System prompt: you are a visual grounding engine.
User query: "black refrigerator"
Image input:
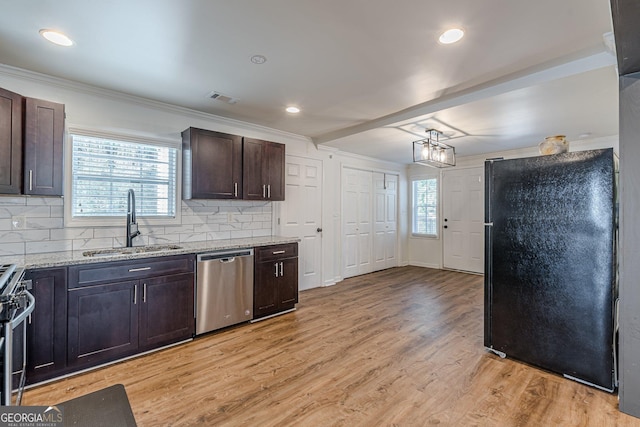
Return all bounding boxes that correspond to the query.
[484,148,617,392]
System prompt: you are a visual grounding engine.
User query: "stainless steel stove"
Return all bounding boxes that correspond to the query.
[0,263,35,406]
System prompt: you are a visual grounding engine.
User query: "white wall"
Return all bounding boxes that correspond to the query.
[0,64,409,289]
[456,135,619,167]
[406,135,620,269]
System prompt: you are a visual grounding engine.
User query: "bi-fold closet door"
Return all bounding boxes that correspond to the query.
[342,168,398,279]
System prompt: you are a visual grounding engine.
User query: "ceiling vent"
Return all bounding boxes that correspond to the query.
[207,91,239,104]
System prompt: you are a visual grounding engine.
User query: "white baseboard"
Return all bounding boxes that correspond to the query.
[408,262,441,269]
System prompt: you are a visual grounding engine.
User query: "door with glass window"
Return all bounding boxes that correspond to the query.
[412,176,439,237]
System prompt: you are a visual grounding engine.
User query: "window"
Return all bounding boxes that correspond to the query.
[412,177,438,237]
[69,132,178,221]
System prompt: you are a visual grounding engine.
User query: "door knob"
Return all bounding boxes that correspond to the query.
[317,227,323,232]
[444,218,448,222]
[444,225,448,229]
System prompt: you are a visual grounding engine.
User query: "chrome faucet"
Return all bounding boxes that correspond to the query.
[126,189,140,247]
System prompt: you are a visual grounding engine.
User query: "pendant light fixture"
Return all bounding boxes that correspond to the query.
[412,129,456,168]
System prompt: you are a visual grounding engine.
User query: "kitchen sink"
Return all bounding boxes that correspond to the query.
[82,244,183,257]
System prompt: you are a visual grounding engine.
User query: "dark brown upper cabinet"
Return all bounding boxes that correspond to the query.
[182,128,285,201]
[23,97,65,196]
[182,127,243,199]
[0,87,64,196]
[0,87,23,194]
[243,138,285,201]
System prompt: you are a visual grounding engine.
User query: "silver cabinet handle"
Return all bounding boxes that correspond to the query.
[272,250,286,255]
[128,267,151,272]
[279,262,283,276]
[234,182,238,198]
[143,283,147,303]
[268,184,271,198]
[274,263,279,277]
[29,170,33,191]
[263,184,266,198]
[134,284,138,305]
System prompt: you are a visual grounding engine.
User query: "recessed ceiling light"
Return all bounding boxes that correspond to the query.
[439,28,464,44]
[39,29,74,46]
[286,106,300,114]
[250,55,267,64]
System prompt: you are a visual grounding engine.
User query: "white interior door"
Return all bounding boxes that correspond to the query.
[343,168,360,278]
[442,167,484,274]
[343,168,373,278]
[373,173,398,270]
[279,155,323,291]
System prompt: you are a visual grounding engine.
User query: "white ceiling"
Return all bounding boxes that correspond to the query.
[0,0,618,164]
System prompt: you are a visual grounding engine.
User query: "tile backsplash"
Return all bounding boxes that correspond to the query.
[0,196,272,256]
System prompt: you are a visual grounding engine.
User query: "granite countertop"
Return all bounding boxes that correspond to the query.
[4,236,300,270]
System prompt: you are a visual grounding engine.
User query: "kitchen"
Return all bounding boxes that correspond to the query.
[1,0,640,425]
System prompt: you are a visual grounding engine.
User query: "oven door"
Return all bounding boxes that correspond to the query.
[1,289,35,406]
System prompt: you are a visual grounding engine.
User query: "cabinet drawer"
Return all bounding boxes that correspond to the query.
[69,254,194,288]
[255,243,298,262]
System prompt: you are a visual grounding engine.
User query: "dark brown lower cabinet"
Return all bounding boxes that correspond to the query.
[67,256,195,371]
[254,243,299,319]
[67,280,139,369]
[67,272,195,370]
[11,268,67,387]
[138,273,195,349]
[22,267,67,386]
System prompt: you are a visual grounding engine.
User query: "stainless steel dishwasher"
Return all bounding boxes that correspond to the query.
[196,249,254,334]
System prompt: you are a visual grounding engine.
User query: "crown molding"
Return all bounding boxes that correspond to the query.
[0,63,312,146]
[335,148,406,171]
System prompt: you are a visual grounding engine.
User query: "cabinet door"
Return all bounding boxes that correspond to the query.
[24,267,68,385]
[243,138,285,201]
[254,261,279,318]
[183,128,242,199]
[23,98,64,196]
[243,137,266,200]
[139,273,195,349]
[277,258,299,308]
[265,141,285,201]
[0,87,23,194]
[67,281,139,368]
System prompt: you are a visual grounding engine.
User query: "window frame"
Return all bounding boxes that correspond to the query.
[411,175,439,238]
[64,127,182,228]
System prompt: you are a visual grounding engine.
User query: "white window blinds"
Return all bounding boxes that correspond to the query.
[412,178,438,236]
[71,133,178,218]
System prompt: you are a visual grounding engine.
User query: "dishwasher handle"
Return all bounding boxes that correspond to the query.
[198,249,253,262]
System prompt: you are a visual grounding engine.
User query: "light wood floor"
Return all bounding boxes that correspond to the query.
[23,267,640,426]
